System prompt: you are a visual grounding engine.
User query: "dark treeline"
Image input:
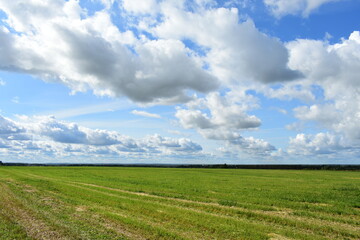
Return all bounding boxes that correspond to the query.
[1,162,360,170]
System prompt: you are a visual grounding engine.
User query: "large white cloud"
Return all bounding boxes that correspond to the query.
[0,114,203,161]
[287,31,360,141]
[152,5,301,84]
[266,31,360,160]
[0,0,218,104]
[264,0,344,17]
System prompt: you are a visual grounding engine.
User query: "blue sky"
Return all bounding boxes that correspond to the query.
[0,0,359,164]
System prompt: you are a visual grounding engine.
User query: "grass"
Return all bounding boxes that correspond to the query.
[0,167,359,239]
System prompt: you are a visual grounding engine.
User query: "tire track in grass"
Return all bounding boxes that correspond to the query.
[0,206,32,240]
[103,204,291,240]
[67,182,349,240]
[53,188,193,240]
[60,183,278,240]
[67,181,359,227]
[71,206,145,240]
[70,182,359,239]
[0,182,67,240]
[7,179,144,240]
[11,176,188,240]
[102,211,190,240]
[86,197,263,240]
[1,174,166,240]
[54,184,214,240]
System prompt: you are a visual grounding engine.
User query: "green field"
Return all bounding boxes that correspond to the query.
[0,167,359,240]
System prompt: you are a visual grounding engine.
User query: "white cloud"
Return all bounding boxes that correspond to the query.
[175,91,276,155]
[215,135,277,159]
[0,78,5,86]
[46,100,133,119]
[264,0,343,18]
[131,110,161,119]
[153,6,301,84]
[0,0,218,104]
[229,136,276,155]
[98,0,115,9]
[293,104,341,127]
[122,0,158,14]
[167,130,189,136]
[140,134,202,153]
[176,92,261,133]
[0,115,25,135]
[258,82,315,102]
[287,31,360,141]
[269,31,360,159]
[273,107,288,115]
[223,0,252,8]
[0,114,203,161]
[288,132,349,155]
[11,96,19,104]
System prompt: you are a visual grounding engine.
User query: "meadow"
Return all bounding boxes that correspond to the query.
[0,167,359,240]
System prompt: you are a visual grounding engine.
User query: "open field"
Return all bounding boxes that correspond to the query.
[0,167,359,240]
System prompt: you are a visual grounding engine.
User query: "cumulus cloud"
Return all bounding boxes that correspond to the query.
[213,133,276,155]
[122,0,158,14]
[230,136,276,155]
[131,110,161,119]
[0,115,25,136]
[176,92,261,133]
[258,82,315,102]
[288,132,349,155]
[153,6,301,84]
[287,31,360,90]
[293,104,341,127]
[287,31,360,141]
[0,78,5,86]
[263,31,360,159]
[0,0,218,104]
[0,114,203,161]
[175,92,276,155]
[264,0,343,17]
[140,134,202,153]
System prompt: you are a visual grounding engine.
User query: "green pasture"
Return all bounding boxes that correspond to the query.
[0,167,359,239]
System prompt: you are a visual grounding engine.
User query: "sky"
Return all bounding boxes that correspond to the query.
[0,0,360,164]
